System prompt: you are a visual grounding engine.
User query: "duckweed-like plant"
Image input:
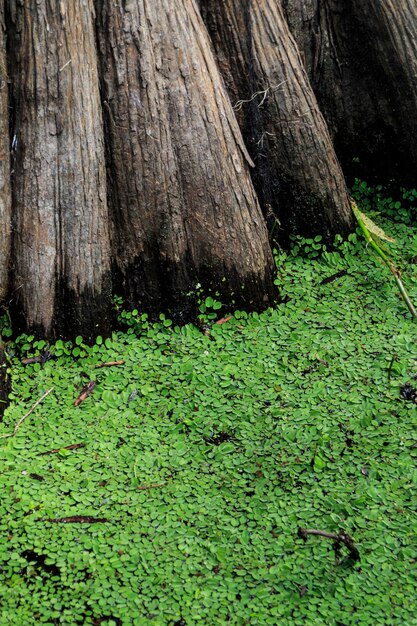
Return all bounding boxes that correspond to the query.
[0,186,416,625]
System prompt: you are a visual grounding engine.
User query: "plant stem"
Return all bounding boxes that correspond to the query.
[0,387,54,439]
[352,202,417,318]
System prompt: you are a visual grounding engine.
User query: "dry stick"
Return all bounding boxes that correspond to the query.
[74,381,96,406]
[0,387,54,439]
[38,442,85,455]
[58,59,72,72]
[96,360,125,368]
[298,527,360,562]
[136,482,167,491]
[38,516,108,524]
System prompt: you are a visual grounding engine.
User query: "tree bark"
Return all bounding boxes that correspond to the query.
[282,0,417,186]
[7,0,112,339]
[0,5,11,305]
[95,0,277,319]
[2,0,415,339]
[199,0,354,241]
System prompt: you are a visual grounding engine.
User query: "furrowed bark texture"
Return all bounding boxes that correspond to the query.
[199,0,353,241]
[95,0,277,318]
[282,0,417,185]
[0,6,11,304]
[7,0,112,338]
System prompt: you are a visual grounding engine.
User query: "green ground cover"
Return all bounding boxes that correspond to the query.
[0,183,416,625]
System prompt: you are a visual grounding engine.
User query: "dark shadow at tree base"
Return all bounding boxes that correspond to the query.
[112,256,279,326]
[10,273,114,342]
[54,274,114,342]
[335,134,417,191]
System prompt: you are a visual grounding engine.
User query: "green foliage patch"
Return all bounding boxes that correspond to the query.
[0,186,417,625]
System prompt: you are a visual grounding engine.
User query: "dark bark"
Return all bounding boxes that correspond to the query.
[282,0,417,186]
[199,0,354,241]
[6,0,112,339]
[95,0,277,319]
[0,5,11,305]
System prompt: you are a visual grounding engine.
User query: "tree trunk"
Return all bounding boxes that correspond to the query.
[198,0,354,241]
[95,0,277,319]
[7,0,112,339]
[282,0,417,186]
[2,0,415,339]
[0,5,11,305]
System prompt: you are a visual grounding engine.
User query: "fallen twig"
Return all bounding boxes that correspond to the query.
[38,442,85,455]
[59,59,72,72]
[21,351,53,366]
[96,360,125,368]
[137,482,166,491]
[0,387,54,439]
[320,269,348,285]
[74,381,96,406]
[215,316,233,325]
[29,473,45,481]
[21,355,44,365]
[298,527,360,563]
[38,516,108,524]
